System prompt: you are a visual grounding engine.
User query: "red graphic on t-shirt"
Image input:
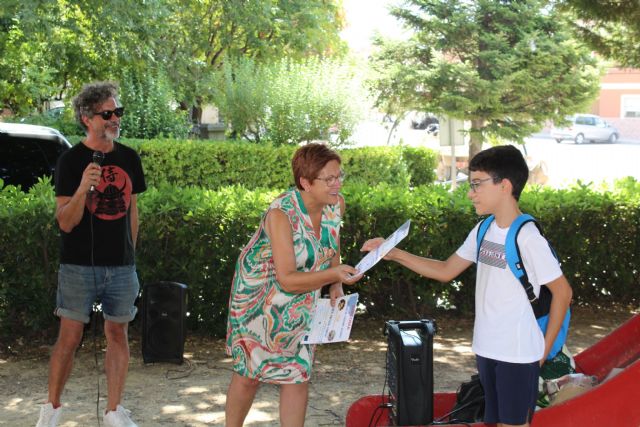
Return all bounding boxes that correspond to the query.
[86,165,132,220]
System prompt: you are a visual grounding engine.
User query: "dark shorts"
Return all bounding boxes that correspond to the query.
[55,264,139,324]
[476,355,540,425]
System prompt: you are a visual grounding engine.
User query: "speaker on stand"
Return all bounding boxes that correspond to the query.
[141,281,187,364]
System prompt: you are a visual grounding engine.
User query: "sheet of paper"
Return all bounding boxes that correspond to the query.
[302,293,358,344]
[354,220,411,275]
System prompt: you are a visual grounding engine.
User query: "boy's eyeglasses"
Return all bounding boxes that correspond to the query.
[469,177,494,192]
[315,170,346,186]
[94,107,125,120]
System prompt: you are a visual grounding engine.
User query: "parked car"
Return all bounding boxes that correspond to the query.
[410,112,439,130]
[0,122,72,191]
[551,114,619,144]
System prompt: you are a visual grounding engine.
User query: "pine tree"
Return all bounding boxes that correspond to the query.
[369,0,601,159]
[561,0,640,67]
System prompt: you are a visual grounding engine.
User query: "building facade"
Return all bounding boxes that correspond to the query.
[591,67,640,139]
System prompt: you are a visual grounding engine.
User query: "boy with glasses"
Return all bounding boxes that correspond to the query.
[362,145,572,427]
[37,82,145,427]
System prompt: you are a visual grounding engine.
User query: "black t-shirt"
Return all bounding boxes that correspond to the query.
[55,142,146,266]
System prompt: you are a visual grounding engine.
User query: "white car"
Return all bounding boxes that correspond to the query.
[551,114,619,144]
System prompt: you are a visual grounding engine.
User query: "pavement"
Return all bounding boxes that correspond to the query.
[349,118,640,188]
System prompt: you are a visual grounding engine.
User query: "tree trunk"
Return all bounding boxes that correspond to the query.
[468,118,485,162]
[386,116,402,145]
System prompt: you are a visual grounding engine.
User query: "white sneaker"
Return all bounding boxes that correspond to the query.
[103,405,138,427]
[35,403,62,427]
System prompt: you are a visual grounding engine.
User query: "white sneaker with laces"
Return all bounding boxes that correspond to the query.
[35,403,62,427]
[103,405,138,427]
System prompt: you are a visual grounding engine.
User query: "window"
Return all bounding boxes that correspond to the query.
[0,134,68,191]
[621,95,640,118]
[575,116,594,125]
[0,136,51,190]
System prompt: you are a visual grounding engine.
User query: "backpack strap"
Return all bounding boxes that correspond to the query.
[476,214,540,303]
[475,215,495,262]
[505,214,539,303]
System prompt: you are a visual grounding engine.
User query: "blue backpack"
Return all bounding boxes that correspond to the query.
[476,214,571,360]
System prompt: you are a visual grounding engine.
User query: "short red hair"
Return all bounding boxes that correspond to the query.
[291,143,341,190]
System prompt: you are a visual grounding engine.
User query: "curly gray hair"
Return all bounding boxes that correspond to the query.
[72,81,119,131]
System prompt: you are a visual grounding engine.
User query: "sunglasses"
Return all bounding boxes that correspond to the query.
[94,107,125,120]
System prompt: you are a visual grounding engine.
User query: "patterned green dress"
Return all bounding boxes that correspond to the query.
[225,188,342,384]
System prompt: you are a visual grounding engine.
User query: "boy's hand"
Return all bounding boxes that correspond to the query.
[360,238,397,260]
[343,272,363,285]
[360,237,384,251]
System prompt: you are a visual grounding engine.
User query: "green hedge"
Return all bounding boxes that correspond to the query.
[0,182,59,336]
[123,139,438,188]
[1,179,639,342]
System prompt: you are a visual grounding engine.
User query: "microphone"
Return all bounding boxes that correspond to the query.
[90,151,105,192]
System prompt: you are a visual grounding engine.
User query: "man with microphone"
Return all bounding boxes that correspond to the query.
[36,82,146,427]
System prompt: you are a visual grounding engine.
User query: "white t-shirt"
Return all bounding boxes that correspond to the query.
[456,220,563,363]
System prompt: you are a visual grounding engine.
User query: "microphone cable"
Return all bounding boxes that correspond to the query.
[89,188,102,427]
[368,344,393,427]
[89,151,104,426]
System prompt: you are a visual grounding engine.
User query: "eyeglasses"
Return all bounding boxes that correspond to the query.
[315,170,346,186]
[93,107,125,120]
[469,177,494,192]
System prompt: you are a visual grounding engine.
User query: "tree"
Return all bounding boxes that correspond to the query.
[212,57,362,146]
[369,0,601,160]
[0,0,169,114]
[118,69,191,139]
[0,0,347,123]
[560,0,640,67]
[147,0,348,121]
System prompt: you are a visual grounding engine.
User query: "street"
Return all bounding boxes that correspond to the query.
[350,117,640,188]
[521,134,640,187]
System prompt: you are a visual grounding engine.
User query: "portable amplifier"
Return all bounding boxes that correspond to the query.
[385,319,437,426]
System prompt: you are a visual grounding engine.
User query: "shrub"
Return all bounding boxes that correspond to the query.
[118,69,191,139]
[128,139,437,189]
[0,179,59,337]
[401,146,438,187]
[1,179,638,342]
[212,58,363,146]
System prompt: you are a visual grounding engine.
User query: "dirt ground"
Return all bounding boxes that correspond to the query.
[0,306,635,427]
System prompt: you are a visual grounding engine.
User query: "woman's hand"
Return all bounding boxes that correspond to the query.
[328,282,344,307]
[330,264,362,284]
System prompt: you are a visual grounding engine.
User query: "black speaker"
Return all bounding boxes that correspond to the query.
[385,319,437,426]
[142,281,187,364]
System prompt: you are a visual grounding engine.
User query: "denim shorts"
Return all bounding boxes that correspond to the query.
[55,264,140,324]
[476,355,540,425]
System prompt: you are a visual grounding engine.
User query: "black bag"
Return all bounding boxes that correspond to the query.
[448,374,485,423]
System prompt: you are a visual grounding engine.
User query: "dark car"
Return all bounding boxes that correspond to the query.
[410,112,439,130]
[0,122,72,191]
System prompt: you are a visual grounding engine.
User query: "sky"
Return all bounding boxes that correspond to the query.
[340,0,406,56]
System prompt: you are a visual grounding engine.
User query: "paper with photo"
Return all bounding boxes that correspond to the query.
[302,293,358,344]
[354,220,411,275]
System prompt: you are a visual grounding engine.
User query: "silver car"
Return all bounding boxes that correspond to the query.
[551,114,619,144]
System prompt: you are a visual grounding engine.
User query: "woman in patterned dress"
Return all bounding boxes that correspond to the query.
[225,143,363,426]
